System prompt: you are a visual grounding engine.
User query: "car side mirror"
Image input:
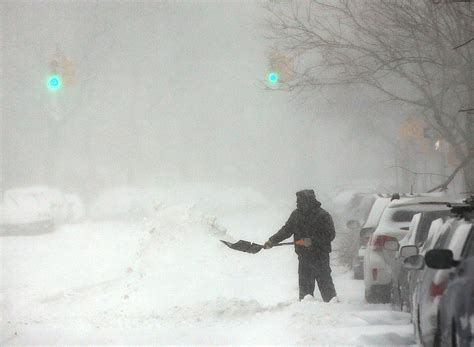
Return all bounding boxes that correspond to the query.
[425,249,459,269]
[403,254,425,270]
[346,220,361,230]
[383,240,399,251]
[400,245,419,258]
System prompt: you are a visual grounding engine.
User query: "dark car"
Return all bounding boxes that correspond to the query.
[403,198,474,346]
[424,201,474,346]
[391,209,451,311]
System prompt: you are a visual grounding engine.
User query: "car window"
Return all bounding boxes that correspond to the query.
[415,210,450,246]
[349,195,364,210]
[461,226,474,257]
[406,213,421,244]
[391,210,419,222]
[421,219,449,254]
[434,224,454,249]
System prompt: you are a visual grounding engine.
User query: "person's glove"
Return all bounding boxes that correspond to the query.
[295,238,312,247]
[263,240,273,249]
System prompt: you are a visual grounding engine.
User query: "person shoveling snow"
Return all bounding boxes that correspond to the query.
[264,189,338,302]
[221,189,337,302]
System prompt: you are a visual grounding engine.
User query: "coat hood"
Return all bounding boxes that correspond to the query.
[296,189,321,211]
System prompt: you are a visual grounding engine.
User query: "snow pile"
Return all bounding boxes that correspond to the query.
[121,204,231,311]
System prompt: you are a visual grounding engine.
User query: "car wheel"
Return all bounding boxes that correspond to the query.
[378,283,391,303]
[365,287,377,303]
[365,284,391,303]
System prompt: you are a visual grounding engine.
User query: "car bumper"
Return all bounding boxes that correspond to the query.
[365,250,392,286]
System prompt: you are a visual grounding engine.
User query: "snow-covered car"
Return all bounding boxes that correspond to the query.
[390,209,450,311]
[363,197,453,303]
[0,186,80,234]
[430,200,474,346]
[0,190,55,234]
[404,199,474,346]
[352,197,391,279]
[400,217,449,328]
[331,189,380,228]
[331,189,389,269]
[425,237,474,346]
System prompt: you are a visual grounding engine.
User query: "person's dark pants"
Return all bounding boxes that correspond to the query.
[298,252,337,302]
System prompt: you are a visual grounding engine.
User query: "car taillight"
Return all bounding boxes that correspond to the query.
[429,280,448,299]
[372,268,378,281]
[369,235,398,251]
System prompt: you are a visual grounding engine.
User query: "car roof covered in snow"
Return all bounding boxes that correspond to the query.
[387,196,453,209]
[374,196,454,237]
[362,197,391,228]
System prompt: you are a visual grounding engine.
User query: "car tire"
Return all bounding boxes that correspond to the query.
[365,284,391,303]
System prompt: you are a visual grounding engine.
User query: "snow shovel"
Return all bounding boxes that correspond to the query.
[220,239,294,254]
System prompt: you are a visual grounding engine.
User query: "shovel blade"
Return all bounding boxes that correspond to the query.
[220,240,263,254]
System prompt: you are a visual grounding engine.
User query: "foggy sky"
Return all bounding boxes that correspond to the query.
[1,1,401,200]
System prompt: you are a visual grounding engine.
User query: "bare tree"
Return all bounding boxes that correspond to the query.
[263,0,474,192]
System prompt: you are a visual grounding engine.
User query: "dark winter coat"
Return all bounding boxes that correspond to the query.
[269,190,336,255]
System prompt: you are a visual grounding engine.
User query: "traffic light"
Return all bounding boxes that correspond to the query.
[267,71,279,85]
[47,74,62,91]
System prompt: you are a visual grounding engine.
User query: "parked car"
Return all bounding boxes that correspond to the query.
[391,208,451,311]
[420,198,474,346]
[352,197,391,279]
[331,190,380,229]
[0,189,55,234]
[403,200,473,346]
[330,189,386,268]
[427,252,474,346]
[364,197,453,303]
[401,217,449,317]
[0,186,84,234]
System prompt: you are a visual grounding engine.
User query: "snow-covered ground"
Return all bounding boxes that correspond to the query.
[0,186,415,345]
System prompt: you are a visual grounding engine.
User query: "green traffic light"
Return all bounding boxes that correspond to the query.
[48,75,62,90]
[267,71,279,84]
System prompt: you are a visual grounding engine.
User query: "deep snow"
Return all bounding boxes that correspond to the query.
[0,186,415,345]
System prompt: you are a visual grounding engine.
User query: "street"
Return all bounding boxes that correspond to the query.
[1,201,414,345]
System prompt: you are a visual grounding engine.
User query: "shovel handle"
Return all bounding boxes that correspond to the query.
[273,242,294,247]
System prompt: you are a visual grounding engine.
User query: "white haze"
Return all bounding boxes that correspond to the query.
[1,1,400,201]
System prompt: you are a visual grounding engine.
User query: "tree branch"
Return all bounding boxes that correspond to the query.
[428,153,474,192]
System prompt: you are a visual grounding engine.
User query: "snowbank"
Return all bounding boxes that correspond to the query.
[1,186,415,345]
